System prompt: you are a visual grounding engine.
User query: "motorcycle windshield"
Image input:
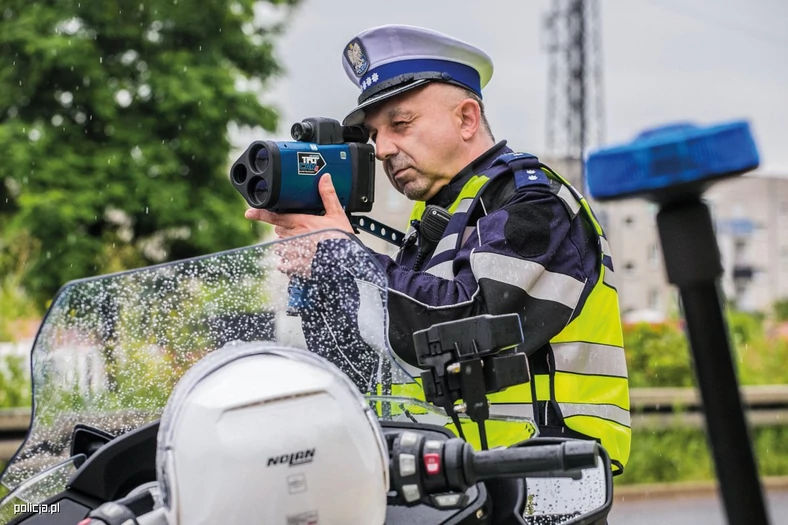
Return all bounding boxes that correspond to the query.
[0,230,536,501]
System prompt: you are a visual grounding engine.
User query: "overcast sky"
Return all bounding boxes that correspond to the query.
[239,0,788,175]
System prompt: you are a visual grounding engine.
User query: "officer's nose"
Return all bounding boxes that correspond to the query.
[373,131,398,162]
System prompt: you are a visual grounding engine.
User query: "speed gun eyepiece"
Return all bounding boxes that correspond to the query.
[290,121,314,142]
[586,120,760,204]
[231,117,375,214]
[289,121,369,144]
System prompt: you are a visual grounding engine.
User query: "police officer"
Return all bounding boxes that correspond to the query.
[246,24,631,473]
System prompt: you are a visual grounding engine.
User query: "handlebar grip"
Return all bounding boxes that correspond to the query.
[563,440,599,471]
[469,441,598,481]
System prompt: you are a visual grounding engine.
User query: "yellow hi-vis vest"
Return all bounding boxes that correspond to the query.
[393,162,631,472]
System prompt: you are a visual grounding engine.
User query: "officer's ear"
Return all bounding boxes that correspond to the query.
[455,97,482,142]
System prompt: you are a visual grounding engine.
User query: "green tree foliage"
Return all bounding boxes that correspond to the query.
[618,426,788,485]
[0,0,298,304]
[624,309,788,388]
[0,355,30,408]
[0,231,40,339]
[624,322,695,388]
[774,299,788,322]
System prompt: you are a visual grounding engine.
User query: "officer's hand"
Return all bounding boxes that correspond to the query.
[246,174,354,278]
[273,237,318,279]
[244,174,355,238]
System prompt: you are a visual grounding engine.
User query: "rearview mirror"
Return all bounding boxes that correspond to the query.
[518,437,613,525]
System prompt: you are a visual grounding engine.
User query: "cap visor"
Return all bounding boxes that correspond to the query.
[342,79,431,126]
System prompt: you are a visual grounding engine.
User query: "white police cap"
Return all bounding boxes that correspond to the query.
[341,25,494,126]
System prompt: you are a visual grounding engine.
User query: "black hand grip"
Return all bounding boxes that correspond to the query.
[563,440,599,471]
[468,441,598,482]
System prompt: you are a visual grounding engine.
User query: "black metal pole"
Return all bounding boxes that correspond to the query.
[657,198,769,525]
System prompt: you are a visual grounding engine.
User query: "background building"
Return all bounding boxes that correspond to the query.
[600,173,788,319]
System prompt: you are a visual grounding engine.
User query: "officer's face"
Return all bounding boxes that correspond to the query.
[364,83,472,201]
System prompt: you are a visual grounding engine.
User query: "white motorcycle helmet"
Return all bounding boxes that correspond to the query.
[155,342,389,525]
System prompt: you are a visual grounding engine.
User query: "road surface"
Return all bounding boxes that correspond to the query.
[609,489,788,524]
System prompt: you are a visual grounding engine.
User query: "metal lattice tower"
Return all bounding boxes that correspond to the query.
[543,0,605,189]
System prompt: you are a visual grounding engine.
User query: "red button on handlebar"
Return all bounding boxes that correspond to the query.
[77,520,93,525]
[424,452,441,475]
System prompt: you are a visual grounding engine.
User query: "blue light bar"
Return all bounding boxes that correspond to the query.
[586,120,759,202]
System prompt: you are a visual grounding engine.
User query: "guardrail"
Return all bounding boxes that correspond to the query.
[0,407,32,463]
[0,385,787,461]
[631,384,788,429]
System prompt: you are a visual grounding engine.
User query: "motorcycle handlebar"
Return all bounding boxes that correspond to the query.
[468,440,598,482]
[389,431,599,508]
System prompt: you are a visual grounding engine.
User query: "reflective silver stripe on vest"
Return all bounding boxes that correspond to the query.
[600,236,612,258]
[471,252,586,309]
[461,226,476,245]
[489,403,536,420]
[425,260,455,280]
[554,175,584,202]
[559,402,631,428]
[599,237,617,288]
[602,264,617,289]
[454,198,474,214]
[433,233,459,258]
[552,342,628,378]
[556,184,581,217]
